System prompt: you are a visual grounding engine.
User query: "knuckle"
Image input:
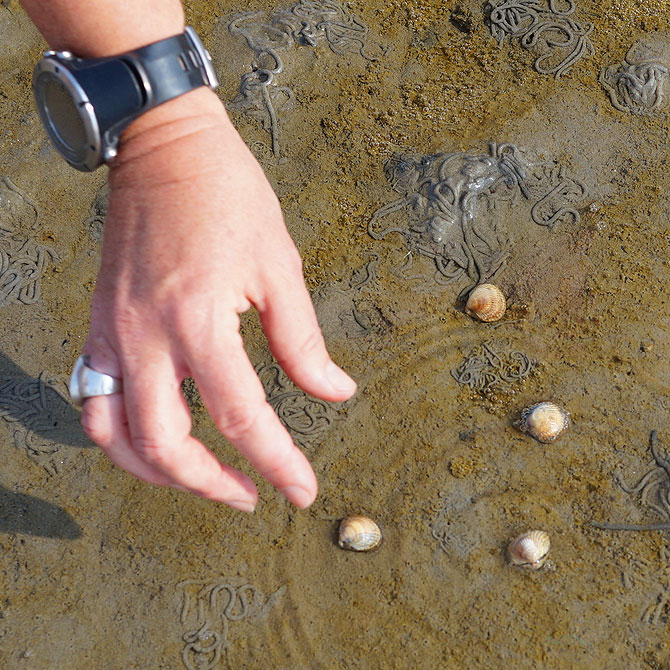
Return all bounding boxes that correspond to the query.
[277,327,324,368]
[213,402,264,442]
[299,327,325,356]
[167,298,207,340]
[284,245,304,275]
[171,308,203,344]
[172,301,240,346]
[80,405,109,446]
[95,303,141,343]
[257,458,288,481]
[131,435,172,470]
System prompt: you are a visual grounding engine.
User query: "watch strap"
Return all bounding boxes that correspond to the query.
[127,27,218,108]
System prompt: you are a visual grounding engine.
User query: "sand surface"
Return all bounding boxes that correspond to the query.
[0,0,669,667]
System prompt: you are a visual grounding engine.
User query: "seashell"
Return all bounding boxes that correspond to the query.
[519,401,570,443]
[338,515,382,552]
[465,284,506,322]
[508,530,551,570]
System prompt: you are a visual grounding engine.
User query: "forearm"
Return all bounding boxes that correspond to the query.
[19,0,185,57]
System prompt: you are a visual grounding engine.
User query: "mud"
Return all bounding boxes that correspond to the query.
[0,0,668,667]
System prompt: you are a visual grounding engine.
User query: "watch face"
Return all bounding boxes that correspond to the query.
[33,59,101,171]
[40,75,88,151]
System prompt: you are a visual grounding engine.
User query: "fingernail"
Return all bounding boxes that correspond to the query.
[280,485,315,509]
[227,500,256,513]
[326,361,357,395]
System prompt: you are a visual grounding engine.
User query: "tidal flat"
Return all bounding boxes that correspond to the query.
[0,0,668,667]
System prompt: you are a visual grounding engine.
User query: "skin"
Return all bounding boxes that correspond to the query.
[20,0,357,512]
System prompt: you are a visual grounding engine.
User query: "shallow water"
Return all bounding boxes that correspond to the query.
[0,0,669,667]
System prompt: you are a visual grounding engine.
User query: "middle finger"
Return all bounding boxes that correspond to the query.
[121,350,259,508]
[184,327,318,509]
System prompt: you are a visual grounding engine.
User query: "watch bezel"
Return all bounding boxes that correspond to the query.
[33,56,102,172]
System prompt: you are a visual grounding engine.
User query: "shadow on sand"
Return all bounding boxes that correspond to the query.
[0,351,87,538]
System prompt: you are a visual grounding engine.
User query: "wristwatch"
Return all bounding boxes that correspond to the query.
[32,27,218,172]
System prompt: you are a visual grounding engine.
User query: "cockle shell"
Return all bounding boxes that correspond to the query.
[519,401,570,443]
[465,284,506,322]
[508,530,551,570]
[338,515,382,552]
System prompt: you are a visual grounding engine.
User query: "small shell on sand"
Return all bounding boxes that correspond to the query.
[338,515,382,551]
[465,284,506,322]
[508,530,551,570]
[519,402,570,443]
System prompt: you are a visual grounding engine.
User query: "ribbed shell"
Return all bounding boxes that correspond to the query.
[338,515,382,552]
[465,284,506,322]
[508,530,551,570]
[520,402,570,443]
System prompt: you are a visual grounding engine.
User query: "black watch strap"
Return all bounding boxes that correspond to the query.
[127,27,218,108]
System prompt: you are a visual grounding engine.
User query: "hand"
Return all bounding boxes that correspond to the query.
[79,87,356,512]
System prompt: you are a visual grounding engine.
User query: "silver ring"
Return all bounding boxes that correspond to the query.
[69,354,122,407]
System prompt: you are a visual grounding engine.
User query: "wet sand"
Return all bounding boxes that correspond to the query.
[0,0,669,667]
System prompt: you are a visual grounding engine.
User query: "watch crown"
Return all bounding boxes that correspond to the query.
[102,145,118,163]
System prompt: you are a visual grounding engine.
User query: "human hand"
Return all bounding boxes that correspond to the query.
[79,87,356,512]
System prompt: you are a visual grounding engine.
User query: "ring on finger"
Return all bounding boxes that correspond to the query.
[69,354,123,407]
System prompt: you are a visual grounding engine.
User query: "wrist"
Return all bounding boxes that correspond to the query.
[122,86,226,139]
[114,87,231,166]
